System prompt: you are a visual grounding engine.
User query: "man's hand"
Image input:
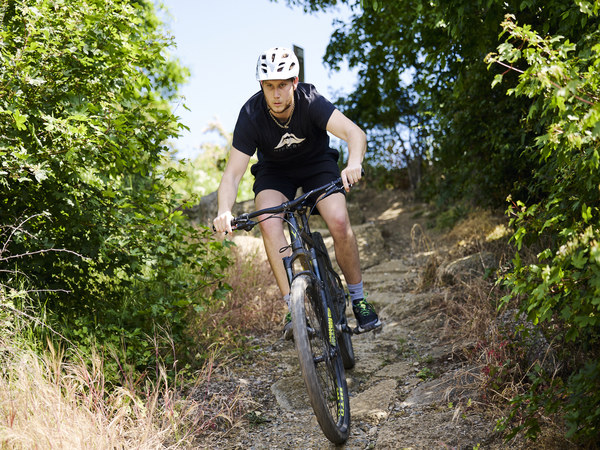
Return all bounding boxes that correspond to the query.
[341,164,363,192]
[213,211,234,234]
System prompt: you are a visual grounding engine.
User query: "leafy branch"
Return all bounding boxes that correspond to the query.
[486,14,596,106]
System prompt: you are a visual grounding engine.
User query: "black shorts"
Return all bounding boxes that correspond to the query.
[251,158,341,201]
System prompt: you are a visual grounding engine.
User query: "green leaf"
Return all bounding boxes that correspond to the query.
[582,204,592,223]
[572,250,588,269]
[12,110,28,131]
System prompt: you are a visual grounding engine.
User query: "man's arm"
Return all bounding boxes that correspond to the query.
[326,109,367,191]
[213,147,251,234]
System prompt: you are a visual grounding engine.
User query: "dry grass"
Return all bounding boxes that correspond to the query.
[220,241,283,334]
[189,240,283,353]
[0,333,250,449]
[414,209,578,447]
[0,342,173,448]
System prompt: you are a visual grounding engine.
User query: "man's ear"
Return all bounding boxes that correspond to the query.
[293,77,299,89]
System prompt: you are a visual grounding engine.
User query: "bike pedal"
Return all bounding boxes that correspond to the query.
[372,321,384,334]
[353,320,383,335]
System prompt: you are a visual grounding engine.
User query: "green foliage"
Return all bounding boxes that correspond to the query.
[488,9,600,444]
[162,123,256,202]
[277,0,594,205]
[275,0,600,443]
[0,0,230,376]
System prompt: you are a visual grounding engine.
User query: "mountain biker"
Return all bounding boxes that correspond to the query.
[212,46,381,336]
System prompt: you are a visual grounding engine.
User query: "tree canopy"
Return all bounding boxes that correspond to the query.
[278,0,595,204]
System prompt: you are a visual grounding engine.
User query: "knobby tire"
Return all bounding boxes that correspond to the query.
[311,232,355,369]
[290,274,350,444]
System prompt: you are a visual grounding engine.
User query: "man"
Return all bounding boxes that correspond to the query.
[213,47,381,337]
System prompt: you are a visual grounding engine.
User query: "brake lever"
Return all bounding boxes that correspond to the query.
[233,218,256,232]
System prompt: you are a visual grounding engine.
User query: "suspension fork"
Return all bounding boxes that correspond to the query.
[282,211,309,285]
[282,210,323,285]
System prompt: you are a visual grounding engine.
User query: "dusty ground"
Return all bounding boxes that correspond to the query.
[195,186,565,449]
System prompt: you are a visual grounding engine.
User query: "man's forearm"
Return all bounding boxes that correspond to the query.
[347,128,367,166]
[217,178,238,215]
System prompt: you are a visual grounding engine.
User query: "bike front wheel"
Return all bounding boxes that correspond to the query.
[290,274,350,444]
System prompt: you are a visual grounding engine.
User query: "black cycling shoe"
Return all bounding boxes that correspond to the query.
[352,298,382,332]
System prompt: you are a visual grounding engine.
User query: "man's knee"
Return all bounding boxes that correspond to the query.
[258,215,284,238]
[328,216,353,241]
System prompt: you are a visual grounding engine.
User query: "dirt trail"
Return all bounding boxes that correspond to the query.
[203,188,506,449]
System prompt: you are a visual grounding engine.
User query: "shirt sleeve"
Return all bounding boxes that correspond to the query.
[232,107,258,157]
[307,85,336,130]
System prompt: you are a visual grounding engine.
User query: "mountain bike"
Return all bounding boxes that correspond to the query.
[225,176,371,444]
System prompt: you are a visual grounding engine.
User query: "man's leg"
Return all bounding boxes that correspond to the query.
[255,189,291,297]
[317,192,381,331]
[315,192,361,284]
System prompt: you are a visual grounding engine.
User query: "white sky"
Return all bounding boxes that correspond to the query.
[162,0,358,159]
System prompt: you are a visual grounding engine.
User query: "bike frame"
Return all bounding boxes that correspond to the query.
[282,205,343,345]
[282,208,323,285]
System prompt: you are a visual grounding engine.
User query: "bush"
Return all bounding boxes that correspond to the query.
[489,10,600,444]
[0,0,230,374]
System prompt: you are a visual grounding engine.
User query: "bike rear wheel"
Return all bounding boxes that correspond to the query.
[311,232,355,369]
[290,274,350,444]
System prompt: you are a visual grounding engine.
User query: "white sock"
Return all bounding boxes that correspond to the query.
[347,281,364,304]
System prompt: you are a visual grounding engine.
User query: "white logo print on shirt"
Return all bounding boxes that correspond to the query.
[274,133,306,151]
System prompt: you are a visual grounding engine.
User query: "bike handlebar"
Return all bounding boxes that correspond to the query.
[215,169,364,233]
[231,176,345,232]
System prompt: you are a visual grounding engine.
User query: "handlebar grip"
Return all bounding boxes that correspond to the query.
[212,224,234,234]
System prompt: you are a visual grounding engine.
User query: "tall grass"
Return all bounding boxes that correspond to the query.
[0,295,253,449]
[0,333,257,448]
[188,239,283,355]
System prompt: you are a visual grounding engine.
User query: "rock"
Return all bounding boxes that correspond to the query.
[181,191,255,227]
[182,191,218,227]
[350,379,397,423]
[318,221,386,272]
[354,222,386,269]
[271,377,312,411]
[438,251,497,285]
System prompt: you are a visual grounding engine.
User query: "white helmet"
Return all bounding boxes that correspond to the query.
[256,47,299,81]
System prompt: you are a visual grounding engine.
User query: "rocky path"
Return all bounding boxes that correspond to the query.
[203,189,506,449]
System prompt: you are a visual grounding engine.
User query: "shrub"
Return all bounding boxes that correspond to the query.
[488,9,600,444]
[0,0,230,374]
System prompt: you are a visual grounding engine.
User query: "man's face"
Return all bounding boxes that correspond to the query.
[261,78,297,115]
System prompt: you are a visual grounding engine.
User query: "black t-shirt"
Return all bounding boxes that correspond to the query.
[232,83,339,170]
